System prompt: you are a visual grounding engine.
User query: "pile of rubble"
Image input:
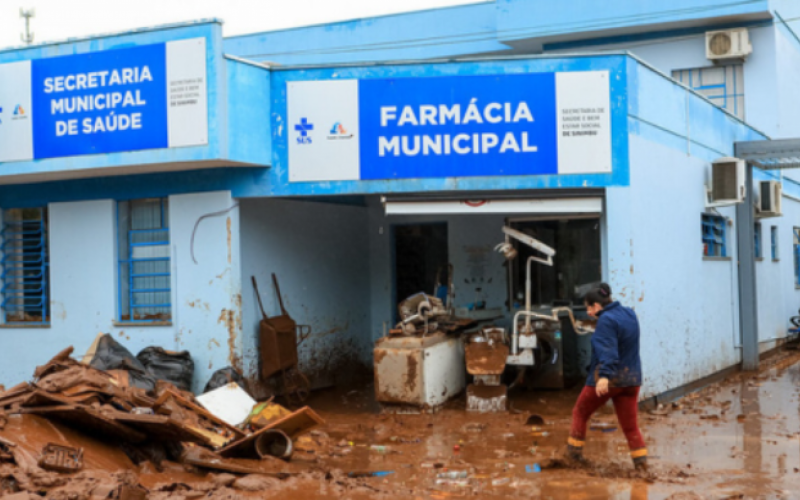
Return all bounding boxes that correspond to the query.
[0,337,325,499]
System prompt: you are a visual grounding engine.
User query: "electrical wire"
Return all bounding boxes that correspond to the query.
[190,202,239,264]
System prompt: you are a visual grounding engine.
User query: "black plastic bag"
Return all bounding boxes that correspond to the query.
[203,367,246,393]
[137,347,194,392]
[89,334,156,392]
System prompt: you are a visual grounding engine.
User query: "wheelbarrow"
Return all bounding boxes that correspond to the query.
[252,274,311,403]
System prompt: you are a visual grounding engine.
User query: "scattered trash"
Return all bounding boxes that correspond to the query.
[437,470,468,479]
[136,346,194,392]
[491,477,510,486]
[254,429,293,460]
[87,334,156,392]
[649,404,670,416]
[196,382,257,427]
[525,464,541,473]
[348,470,395,478]
[203,366,248,394]
[38,443,84,473]
[589,422,617,433]
[421,462,445,469]
[435,478,470,487]
[525,414,545,426]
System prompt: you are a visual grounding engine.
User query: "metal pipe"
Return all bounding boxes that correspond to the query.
[525,256,536,335]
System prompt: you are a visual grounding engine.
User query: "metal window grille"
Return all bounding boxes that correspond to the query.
[672,65,745,119]
[771,226,778,261]
[1,208,49,324]
[117,198,171,322]
[702,214,726,257]
[794,228,800,285]
[754,223,762,259]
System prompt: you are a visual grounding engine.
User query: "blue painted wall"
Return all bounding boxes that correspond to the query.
[226,57,272,165]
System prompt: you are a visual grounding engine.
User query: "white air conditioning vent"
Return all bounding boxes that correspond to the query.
[706,28,752,61]
[708,157,746,206]
[757,180,782,218]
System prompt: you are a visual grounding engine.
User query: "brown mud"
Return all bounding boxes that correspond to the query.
[4,349,800,499]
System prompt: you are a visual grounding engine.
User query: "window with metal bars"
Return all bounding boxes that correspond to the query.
[702,214,726,258]
[1,208,50,325]
[672,65,745,119]
[117,198,171,323]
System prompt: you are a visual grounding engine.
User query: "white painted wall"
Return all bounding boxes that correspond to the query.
[0,191,241,393]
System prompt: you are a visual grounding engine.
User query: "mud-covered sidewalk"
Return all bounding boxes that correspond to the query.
[2,349,800,499]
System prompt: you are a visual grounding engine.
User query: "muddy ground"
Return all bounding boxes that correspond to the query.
[3,349,800,499]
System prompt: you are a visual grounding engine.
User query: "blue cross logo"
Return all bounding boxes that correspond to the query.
[295,118,314,137]
[294,117,314,144]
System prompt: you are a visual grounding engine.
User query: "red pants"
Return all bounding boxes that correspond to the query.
[568,386,647,459]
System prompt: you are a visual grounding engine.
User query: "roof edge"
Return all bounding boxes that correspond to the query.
[0,18,223,54]
[223,1,491,41]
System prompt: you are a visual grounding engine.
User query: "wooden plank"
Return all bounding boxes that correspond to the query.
[21,405,147,443]
[181,446,297,477]
[153,389,246,440]
[218,406,324,458]
[109,411,221,446]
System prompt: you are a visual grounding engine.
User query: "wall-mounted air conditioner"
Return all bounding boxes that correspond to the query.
[706,157,746,207]
[756,180,782,218]
[706,28,752,61]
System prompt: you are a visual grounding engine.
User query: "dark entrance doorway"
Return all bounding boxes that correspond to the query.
[393,223,449,320]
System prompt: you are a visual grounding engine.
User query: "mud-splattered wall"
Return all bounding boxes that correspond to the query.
[0,191,241,393]
[239,198,371,386]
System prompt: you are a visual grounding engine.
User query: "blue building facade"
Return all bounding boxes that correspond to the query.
[0,1,797,399]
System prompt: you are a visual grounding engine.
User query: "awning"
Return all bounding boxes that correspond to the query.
[382,196,603,215]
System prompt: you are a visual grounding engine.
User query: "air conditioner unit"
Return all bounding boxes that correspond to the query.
[707,157,746,206]
[706,28,752,61]
[757,180,782,218]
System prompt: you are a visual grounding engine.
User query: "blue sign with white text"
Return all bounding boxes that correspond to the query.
[358,73,558,180]
[30,44,168,159]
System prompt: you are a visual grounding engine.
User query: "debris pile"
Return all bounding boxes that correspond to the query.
[0,339,325,498]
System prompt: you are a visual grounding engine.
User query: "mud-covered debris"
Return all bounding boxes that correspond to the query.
[3,492,34,500]
[38,443,84,473]
[461,422,486,433]
[649,404,670,416]
[525,414,545,426]
[232,474,281,491]
[211,473,237,488]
